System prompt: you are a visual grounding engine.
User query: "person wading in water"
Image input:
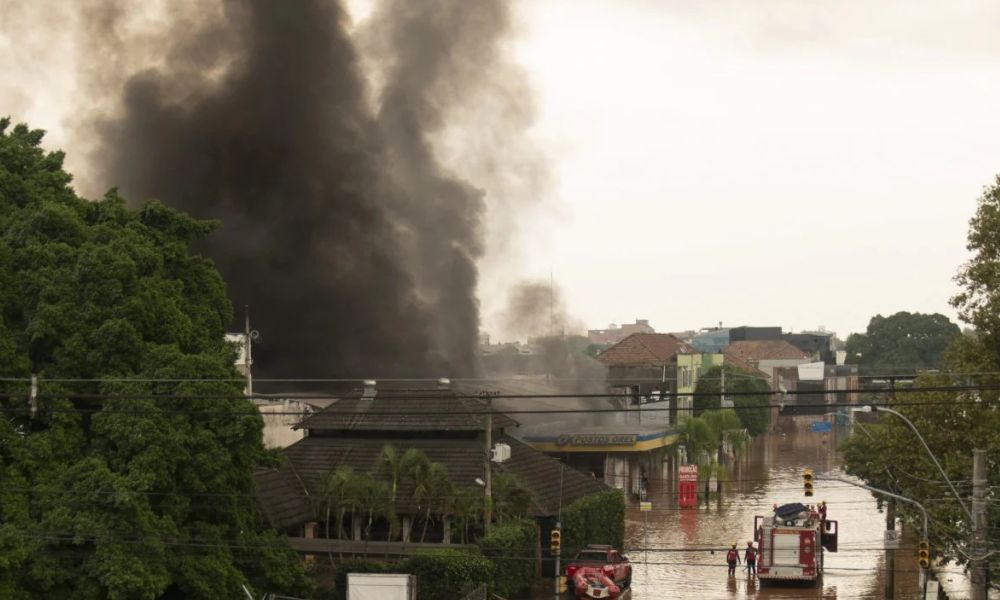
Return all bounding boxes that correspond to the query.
[726,543,740,577]
[745,541,758,576]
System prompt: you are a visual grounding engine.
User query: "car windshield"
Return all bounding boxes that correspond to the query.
[575,551,607,562]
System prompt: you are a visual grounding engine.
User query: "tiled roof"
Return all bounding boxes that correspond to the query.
[723,340,811,362]
[254,434,608,527]
[255,464,312,530]
[296,389,518,433]
[596,333,696,366]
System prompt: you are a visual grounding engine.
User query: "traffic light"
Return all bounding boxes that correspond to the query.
[918,540,930,569]
[803,469,814,497]
[550,528,561,555]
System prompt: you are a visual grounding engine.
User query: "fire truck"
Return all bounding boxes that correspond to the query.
[753,502,838,583]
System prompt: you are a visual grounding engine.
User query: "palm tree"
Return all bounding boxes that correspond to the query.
[450,486,483,544]
[378,444,428,540]
[702,410,749,493]
[355,473,392,545]
[416,463,451,542]
[315,465,359,562]
[491,472,532,523]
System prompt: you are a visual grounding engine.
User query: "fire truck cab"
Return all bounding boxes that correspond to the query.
[753,502,838,583]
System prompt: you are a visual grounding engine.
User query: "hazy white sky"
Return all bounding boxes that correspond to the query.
[5,0,1000,340]
[496,0,1000,339]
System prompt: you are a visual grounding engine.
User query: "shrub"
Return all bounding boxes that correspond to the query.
[403,549,494,600]
[561,489,626,559]
[479,519,537,597]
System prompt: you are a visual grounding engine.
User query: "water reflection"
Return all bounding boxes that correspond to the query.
[619,419,918,599]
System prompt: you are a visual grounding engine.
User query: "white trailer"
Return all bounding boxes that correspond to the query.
[347,573,416,600]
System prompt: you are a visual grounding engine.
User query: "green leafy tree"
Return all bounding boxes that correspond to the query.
[845,311,960,374]
[0,119,309,599]
[842,175,1000,583]
[694,364,771,435]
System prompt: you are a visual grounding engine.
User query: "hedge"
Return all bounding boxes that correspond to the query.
[560,488,626,559]
[332,551,493,600]
[404,549,495,599]
[479,520,537,597]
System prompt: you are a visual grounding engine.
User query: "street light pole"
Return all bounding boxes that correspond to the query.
[817,474,929,598]
[854,405,972,522]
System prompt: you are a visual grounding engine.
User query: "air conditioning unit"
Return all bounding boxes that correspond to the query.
[490,443,511,463]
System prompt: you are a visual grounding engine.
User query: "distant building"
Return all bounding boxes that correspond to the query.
[587,319,655,346]
[722,340,811,380]
[728,326,783,343]
[597,333,696,426]
[783,331,836,363]
[691,328,730,352]
[774,363,860,416]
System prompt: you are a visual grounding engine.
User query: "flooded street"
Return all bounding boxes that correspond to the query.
[620,419,921,600]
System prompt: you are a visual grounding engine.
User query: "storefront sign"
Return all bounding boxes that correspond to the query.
[555,434,638,446]
[679,464,699,482]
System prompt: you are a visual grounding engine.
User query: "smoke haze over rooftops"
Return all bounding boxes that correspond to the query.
[0,0,543,380]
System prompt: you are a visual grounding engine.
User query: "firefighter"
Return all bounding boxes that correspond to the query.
[726,543,740,576]
[744,541,757,576]
[819,500,828,522]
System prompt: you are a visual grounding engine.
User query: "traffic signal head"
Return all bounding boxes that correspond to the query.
[918,540,930,569]
[550,529,561,554]
[803,469,814,497]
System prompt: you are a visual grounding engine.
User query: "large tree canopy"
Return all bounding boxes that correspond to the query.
[0,119,309,598]
[693,364,771,436]
[841,176,1000,584]
[844,311,960,374]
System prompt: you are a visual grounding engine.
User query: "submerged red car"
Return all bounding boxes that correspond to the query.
[572,567,621,599]
[565,544,632,591]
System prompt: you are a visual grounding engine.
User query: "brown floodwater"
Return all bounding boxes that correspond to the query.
[543,418,924,600]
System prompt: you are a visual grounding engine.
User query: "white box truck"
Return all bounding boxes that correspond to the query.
[347,573,416,600]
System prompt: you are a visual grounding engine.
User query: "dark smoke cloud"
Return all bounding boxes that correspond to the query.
[500,280,581,341]
[65,0,530,380]
[363,0,513,376]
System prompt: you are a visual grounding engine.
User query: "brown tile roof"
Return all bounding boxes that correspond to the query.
[295,389,518,433]
[254,434,608,527]
[596,333,696,366]
[255,464,312,530]
[723,340,811,362]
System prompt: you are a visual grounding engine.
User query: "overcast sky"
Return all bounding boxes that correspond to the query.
[5,0,1000,340]
[498,0,1000,339]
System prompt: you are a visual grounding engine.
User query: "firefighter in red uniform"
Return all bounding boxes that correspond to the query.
[726,543,740,576]
[744,541,757,576]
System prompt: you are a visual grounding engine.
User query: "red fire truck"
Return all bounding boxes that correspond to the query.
[753,502,838,583]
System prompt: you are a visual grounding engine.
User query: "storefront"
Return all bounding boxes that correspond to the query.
[524,425,679,499]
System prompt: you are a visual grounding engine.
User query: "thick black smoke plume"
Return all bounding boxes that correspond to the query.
[78,0,519,379]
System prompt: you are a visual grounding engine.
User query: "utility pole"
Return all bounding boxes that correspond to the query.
[885,378,896,600]
[483,392,493,534]
[971,448,987,600]
[244,305,254,398]
[720,366,726,408]
[885,498,896,599]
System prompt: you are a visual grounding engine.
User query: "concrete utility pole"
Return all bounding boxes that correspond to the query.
[483,392,493,534]
[244,305,254,398]
[885,499,896,599]
[720,366,726,409]
[971,449,988,600]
